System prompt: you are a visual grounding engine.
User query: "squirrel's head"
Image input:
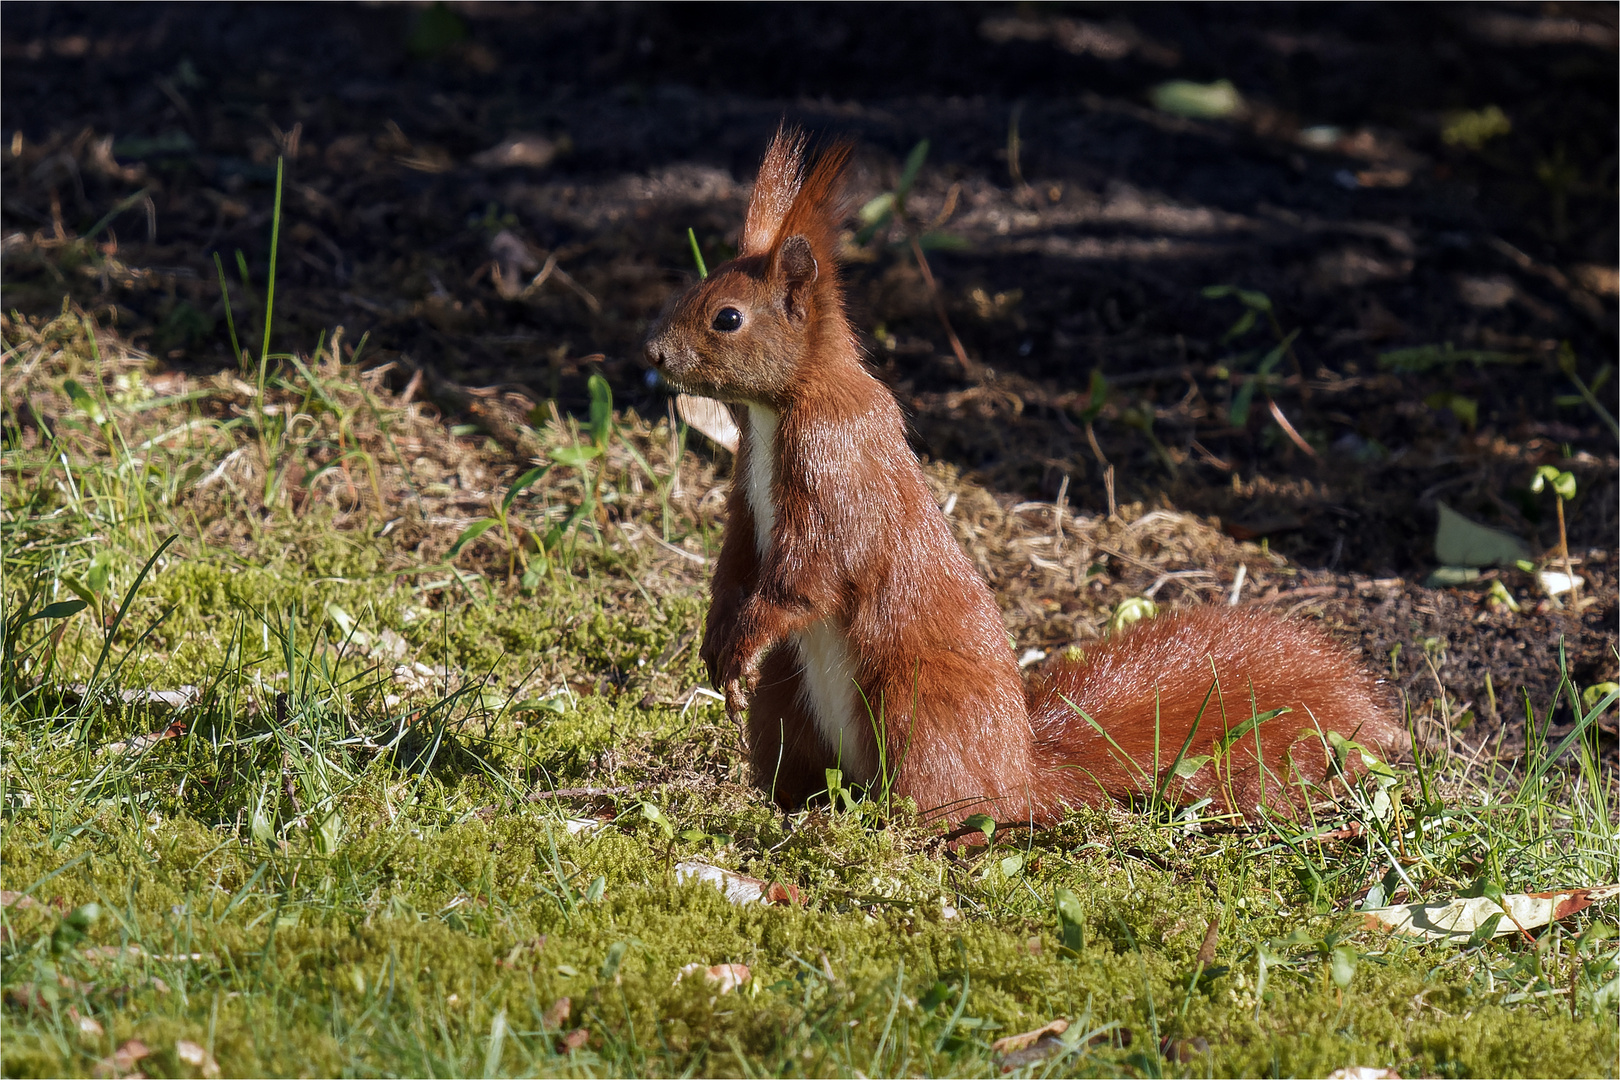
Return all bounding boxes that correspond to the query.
[644,128,850,407]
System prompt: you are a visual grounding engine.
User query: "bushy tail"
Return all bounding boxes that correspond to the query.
[1027,607,1407,818]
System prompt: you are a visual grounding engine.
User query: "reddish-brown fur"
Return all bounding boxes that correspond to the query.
[644,128,1407,825]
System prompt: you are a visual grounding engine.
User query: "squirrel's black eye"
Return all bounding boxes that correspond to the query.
[711,307,744,333]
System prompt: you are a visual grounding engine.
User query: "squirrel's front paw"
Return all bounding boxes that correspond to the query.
[723,677,750,720]
[718,646,762,721]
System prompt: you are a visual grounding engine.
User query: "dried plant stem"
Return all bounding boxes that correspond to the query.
[1555,495,1578,602]
[1265,397,1317,458]
[906,233,982,381]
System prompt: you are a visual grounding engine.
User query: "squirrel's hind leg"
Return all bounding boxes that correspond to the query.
[746,644,831,808]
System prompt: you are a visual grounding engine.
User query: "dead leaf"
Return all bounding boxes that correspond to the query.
[992,1018,1069,1053]
[675,394,739,454]
[175,1039,221,1078]
[993,1019,1071,1071]
[1573,263,1619,297]
[1,890,36,909]
[92,1039,150,1078]
[1197,918,1219,965]
[1327,1068,1401,1080]
[543,996,571,1029]
[4,983,48,1012]
[1161,1036,1210,1063]
[471,134,558,170]
[99,720,186,757]
[675,962,751,993]
[1362,883,1620,942]
[1354,167,1412,188]
[560,1027,589,1051]
[70,1006,105,1037]
[68,684,201,709]
[5,972,97,1012]
[765,882,802,905]
[81,944,146,964]
[674,860,800,906]
[707,963,750,992]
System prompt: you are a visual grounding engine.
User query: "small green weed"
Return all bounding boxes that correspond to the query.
[1201,286,1317,456]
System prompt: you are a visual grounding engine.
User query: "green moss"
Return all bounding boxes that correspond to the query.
[3,338,1614,1078]
[4,769,1616,1078]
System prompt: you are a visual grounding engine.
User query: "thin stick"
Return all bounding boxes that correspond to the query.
[1556,495,1577,602]
[907,234,982,380]
[524,785,635,801]
[1052,473,1068,547]
[1007,101,1026,189]
[1265,397,1317,457]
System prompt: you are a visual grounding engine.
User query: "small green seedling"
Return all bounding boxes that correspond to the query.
[1150,79,1243,120]
[963,813,996,842]
[823,768,858,813]
[1529,465,1578,600]
[450,373,622,587]
[1202,286,1312,452]
[639,801,675,839]
[856,140,931,246]
[1054,887,1085,954]
[1108,597,1158,634]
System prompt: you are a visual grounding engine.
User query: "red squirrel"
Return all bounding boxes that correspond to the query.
[643,128,1407,826]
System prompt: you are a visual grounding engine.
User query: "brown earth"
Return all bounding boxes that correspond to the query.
[2,2,1615,759]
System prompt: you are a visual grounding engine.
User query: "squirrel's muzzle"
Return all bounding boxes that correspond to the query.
[644,338,667,370]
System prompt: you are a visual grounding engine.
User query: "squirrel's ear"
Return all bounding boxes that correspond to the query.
[777,234,818,320]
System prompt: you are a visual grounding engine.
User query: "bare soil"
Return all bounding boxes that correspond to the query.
[3,2,1615,758]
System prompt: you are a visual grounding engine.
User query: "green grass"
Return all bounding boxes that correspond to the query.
[2,306,1617,1078]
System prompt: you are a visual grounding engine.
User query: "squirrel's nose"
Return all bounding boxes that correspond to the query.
[644,339,666,369]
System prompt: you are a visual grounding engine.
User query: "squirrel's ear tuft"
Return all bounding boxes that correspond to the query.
[742,127,807,257]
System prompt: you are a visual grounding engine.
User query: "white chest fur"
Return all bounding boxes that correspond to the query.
[744,405,872,781]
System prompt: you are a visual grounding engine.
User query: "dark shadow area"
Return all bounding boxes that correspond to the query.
[3,2,1615,735]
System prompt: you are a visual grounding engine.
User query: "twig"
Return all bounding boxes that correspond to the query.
[524,785,636,802]
[1189,438,1233,472]
[1094,543,1167,576]
[517,252,560,298]
[1248,583,1340,605]
[550,265,601,313]
[1052,474,1068,547]
[942,819,1037,843]
[1265,397,1317,457]
[618,521,709,565]
[1487,235,1609,329]
[1227,564,1247,606]
[906,233,982,380]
